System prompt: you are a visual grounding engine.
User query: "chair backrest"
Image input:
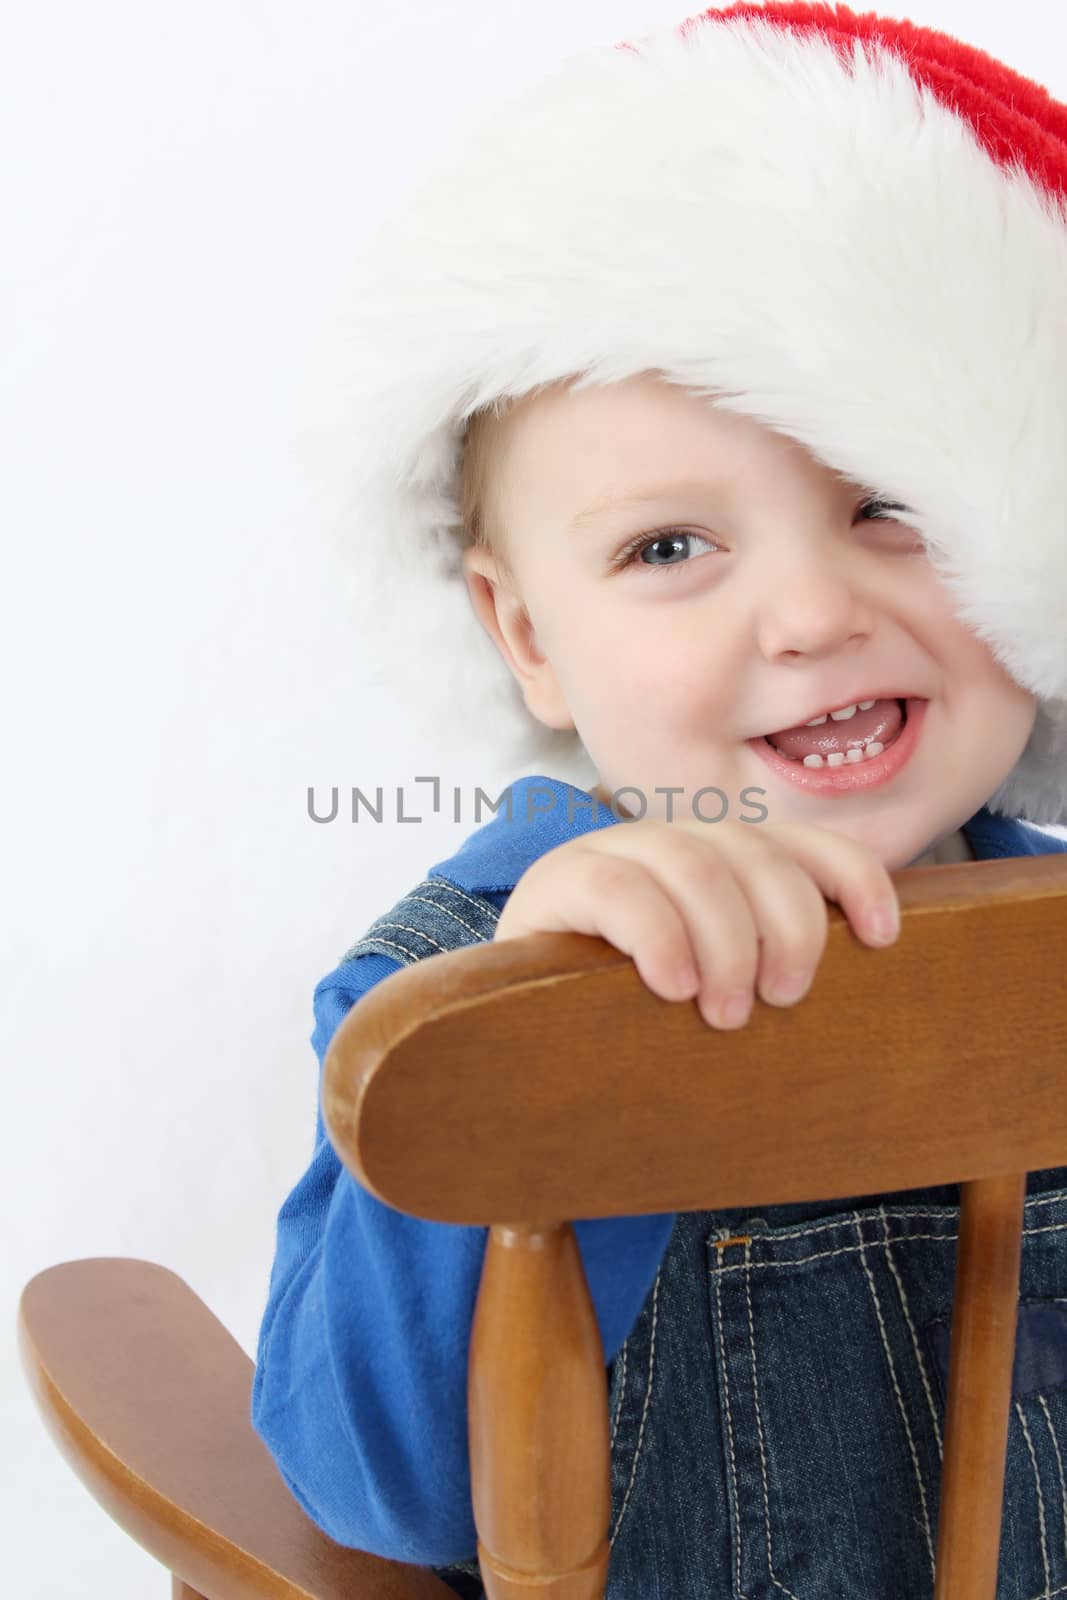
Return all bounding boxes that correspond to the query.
[321,852,1067,1600]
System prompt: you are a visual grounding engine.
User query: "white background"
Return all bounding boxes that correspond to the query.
[4,2,1067,1592]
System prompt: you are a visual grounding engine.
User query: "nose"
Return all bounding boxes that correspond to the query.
[754,557,875,661]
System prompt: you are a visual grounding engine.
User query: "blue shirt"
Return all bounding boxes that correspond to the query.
[250,776,1067,1567]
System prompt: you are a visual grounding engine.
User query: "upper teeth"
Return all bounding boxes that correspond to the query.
[805,699,876,727]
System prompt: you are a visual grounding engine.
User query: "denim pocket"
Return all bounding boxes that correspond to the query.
[707,1187,1067,1600]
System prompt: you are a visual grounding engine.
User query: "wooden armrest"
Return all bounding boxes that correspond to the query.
[17,1257,455,1600]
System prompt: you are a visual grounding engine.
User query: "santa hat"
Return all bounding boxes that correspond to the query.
[296,2,1067,825]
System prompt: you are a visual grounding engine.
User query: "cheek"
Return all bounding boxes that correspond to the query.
[940,604,1021,687]
[984,657,1039,736]
[929,589,1038,728]
[921,573,1004,670]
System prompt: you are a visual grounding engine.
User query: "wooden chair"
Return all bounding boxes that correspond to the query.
[18,851,1067,1600]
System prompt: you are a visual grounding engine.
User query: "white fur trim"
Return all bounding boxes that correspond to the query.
[295,12,1067,823]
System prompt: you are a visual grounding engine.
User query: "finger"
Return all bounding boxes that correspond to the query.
[496,846,703,1004]
[742,820,900,947]
[578,824,761,1029]
[678,829,830,1007]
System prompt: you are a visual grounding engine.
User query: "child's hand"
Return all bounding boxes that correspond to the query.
[493,816,900,1030]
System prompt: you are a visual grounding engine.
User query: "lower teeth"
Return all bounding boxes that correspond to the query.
[795,743,884,768]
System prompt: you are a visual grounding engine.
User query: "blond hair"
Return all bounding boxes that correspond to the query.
[460,377,593,586]
[459,395,518,586]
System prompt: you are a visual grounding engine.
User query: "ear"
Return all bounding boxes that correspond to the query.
[461,545,576,732]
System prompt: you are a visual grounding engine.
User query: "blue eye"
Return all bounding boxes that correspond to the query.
[614,528,717,574]
[611,499,915,577]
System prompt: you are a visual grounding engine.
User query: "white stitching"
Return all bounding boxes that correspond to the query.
[608,1341,628,1452]
[609,1266,660,1552]
[405,893,494,941]
[347,933,426,961]
[714,1263,750,1600]
[879,1204,944,1460]
[358,919,450,955]
[750,1209,947,1242]
[744,1241,803,1600]
[713,1219,1067,1274]
[349,880,500,962]
[1020,1398,1053,1598]
[715,1233,954,1272]
[854,1211,937,1584]
[730,1190,1067,1245]
[1038,1393,1067,1567]
[421,879,502,920]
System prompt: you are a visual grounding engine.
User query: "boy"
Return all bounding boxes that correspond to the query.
[255,6,1067,1595]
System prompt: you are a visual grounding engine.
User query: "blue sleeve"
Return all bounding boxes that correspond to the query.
[250,953,676,1566]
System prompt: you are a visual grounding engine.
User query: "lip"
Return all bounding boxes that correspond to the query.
[747,697,928,795]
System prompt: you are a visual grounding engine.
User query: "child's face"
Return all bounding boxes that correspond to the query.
[462,372,1037,868]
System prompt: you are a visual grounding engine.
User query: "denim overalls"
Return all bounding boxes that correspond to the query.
[341,875,1067,1600]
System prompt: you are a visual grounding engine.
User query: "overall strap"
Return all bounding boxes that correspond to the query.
[337,875,502,968]
[338,875,502,1596]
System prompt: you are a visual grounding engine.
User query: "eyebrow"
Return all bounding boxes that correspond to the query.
[568,476,900,531]
[568,481,727,532]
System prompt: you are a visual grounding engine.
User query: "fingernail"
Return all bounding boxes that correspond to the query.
[869,904,899,944]
[673,961,701,997]
[765,970,809,1005]
[715,990,753,1028]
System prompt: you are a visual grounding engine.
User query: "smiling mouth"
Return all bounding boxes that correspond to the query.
[749,697,929,792]
[762,698,912,761]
